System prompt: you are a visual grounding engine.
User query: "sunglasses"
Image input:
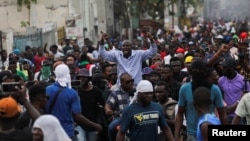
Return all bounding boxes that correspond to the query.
[124,79,134,84]
[153,58,161,61]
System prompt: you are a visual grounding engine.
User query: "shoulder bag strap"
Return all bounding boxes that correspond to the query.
[48,87,65,114]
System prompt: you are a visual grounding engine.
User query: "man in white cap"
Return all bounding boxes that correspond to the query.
[116,80,174,141]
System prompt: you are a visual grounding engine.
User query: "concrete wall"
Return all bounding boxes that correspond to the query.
[0,0,69,33]
[0,0,114,49]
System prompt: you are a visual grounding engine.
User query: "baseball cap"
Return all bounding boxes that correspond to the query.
[215,35,224,39]
[136,80,153,93]
[142,67,152,75]
[149,70,161,78]
[0,97,21,118]
[185,56,193,63]
[176,47,185,54]
[13,49,21,55]
[221,57,237,68]
[188,41,195,45]
[77,68,91,77]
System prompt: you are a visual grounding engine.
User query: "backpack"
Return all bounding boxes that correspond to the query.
[163,98,178,120]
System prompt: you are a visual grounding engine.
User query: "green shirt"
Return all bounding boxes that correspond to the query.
[17,70,28,81]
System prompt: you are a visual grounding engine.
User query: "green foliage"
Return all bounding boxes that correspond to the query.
[18,0,37,27]
[17,0,37,9]
[20,20,30,27]
[137,0,164,19]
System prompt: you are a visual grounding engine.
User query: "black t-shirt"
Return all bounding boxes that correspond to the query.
[77,86,105,131]
[173,71,189,83]
[16,111,33,129]
[0,128,32,141]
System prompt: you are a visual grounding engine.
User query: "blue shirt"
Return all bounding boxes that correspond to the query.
[197,113,221,141]
[99,43,157,86]
[178,83,224,136]
[45,82,82,138]
[120,102,167,141]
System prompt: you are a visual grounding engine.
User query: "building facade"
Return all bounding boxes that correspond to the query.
[0,0,114,52]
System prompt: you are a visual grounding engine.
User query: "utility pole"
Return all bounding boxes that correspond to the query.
[171,1,174,28]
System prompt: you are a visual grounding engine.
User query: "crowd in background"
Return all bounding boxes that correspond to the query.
[0,17,250,141]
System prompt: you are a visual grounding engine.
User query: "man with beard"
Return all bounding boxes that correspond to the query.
[75,68,105,141]
[175,60,228,141]
[99,32,157,86]
[104,72,134,141]
[116,80,174,141]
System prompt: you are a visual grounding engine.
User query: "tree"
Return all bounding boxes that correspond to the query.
[137,0,165,20]
[17,0,37,27]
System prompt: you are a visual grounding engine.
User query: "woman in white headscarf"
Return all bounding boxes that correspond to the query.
[32,114,71,141]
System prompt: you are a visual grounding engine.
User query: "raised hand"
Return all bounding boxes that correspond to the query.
[145,32,155,42]
[100,31,108,41]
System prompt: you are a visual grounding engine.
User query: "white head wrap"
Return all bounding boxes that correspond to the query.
[129,80,153,104]
[33,115,71,141]
[55,64,71,88]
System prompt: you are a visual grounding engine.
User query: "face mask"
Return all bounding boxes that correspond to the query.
[104,43,109,49]
[40,65,51,80]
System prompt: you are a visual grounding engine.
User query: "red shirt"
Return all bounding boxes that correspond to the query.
[34,55,45,73]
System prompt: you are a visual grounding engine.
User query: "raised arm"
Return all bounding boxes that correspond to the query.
[17,81,40,121]
[98,32,117,62]
[142,32,158,60]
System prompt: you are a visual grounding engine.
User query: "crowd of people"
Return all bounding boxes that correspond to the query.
[0,18,250,141]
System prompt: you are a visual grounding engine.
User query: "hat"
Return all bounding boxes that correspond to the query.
[136,80,153,93]
[176,47,185,54]
[142,67,152,75]
[221,57,237,68]
[0,97,21,118]
[13,49,21,55]
[188,41,195,45]
[215,35,224,39]
[149,70,161,78]
[91,65,102,76]
[240,32,248,39]
[0,71,12,83]
[185,56,193,63]
[77,68,90,77]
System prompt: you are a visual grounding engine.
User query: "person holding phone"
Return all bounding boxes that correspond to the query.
[0,80,40,141]
[99,32,158,86]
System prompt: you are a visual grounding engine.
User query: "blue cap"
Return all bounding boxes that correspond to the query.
[142,67,152,75]
[13,49,21,55]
